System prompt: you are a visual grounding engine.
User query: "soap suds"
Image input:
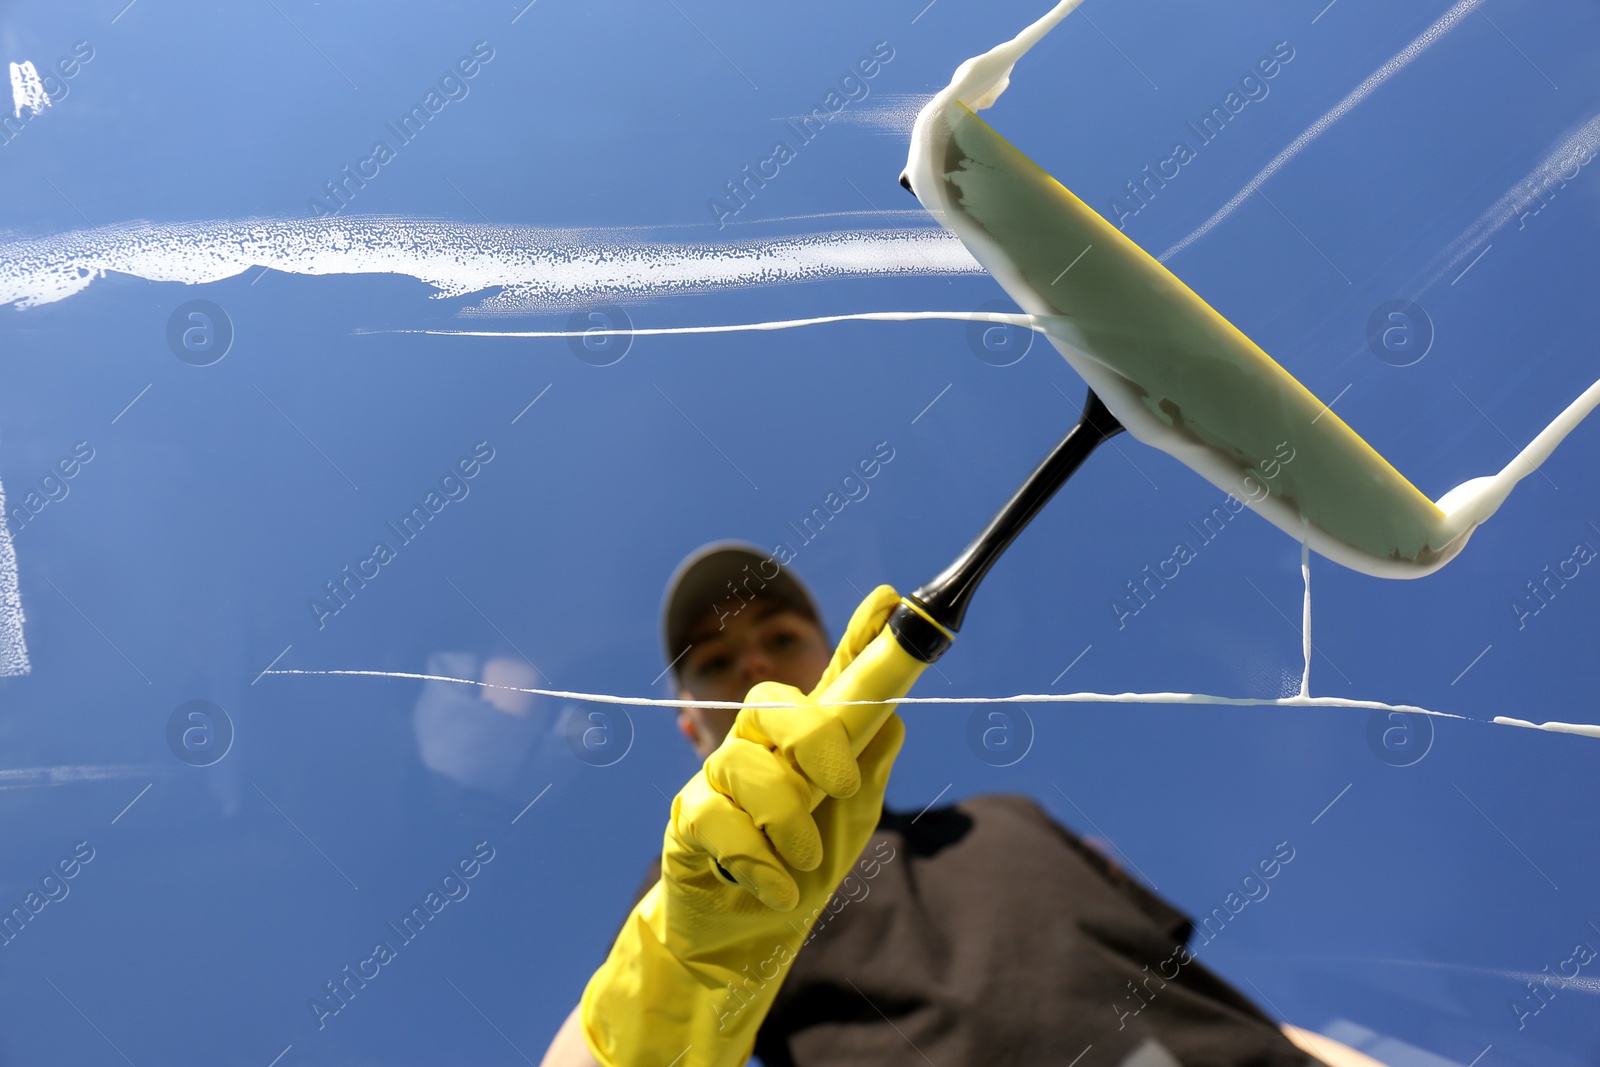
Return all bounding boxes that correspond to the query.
[1492,716,1600,738]
[0,474,28,678]
[1418,108,1600,292]
[369,309,1038,341]
[1159,0,1487,261]
[263,667,1599,739]
[0,764,160,790]
[1305,957,1600,994]
[1299,538,1312,699]
[8,60,49,118]
[0,218,980,314]
[796,94,933,138]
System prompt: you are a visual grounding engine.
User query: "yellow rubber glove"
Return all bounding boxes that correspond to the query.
[579,585,929,1067]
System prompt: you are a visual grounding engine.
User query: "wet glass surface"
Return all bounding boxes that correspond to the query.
[1,2,1597,1064]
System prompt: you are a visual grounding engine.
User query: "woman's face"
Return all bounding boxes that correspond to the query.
[674,596,831,758]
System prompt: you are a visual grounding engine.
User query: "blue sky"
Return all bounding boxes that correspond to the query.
[1,1,1598,1064]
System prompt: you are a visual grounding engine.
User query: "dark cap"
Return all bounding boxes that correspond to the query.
[661,542,823,681]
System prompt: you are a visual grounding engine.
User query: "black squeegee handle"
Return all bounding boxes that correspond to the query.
[887,388,1124,663]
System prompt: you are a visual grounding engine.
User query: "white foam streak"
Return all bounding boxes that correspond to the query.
[942,0,1089,112]
[0,217,982,313]
[1435,377,1600,528]
[788,94,933,138]
[263,533,1596,742]
[1160,0,1484,261]
[1418,109,1600,291]
[1493,716,1600,738]
[1299,539,1312,699]
[0,764,157,790]
[1310,956,1600,994]
[9,60,48,118]
[0,475,27,678]
[263,668,1600,739]
[372,310,1039,340]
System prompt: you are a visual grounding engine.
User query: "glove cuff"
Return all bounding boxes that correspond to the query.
[580,881,799,1067]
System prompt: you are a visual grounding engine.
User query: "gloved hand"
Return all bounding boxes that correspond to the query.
[579,585,927,1067]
